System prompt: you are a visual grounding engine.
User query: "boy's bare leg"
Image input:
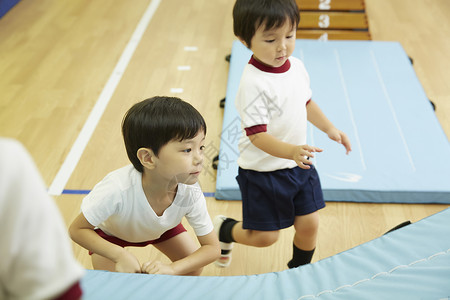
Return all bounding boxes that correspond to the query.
[293,212,319,250]
[152,231,201,276]
[232,225,280,247]
[214,217,280,267]
[287,211,319,268]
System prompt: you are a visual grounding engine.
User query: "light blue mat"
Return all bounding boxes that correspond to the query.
[216,40,450,203]
[81,207,450,299]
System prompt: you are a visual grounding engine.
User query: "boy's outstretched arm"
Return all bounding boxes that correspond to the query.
[69,213,142,273]
[306,100,352,154]
[249,132,323,169]
[142,231,220,275]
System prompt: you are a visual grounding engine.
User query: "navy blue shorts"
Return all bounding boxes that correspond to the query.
[236,165,325,231]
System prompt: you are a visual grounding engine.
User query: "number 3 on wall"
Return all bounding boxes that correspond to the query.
[319,0,331,10]
[318,14,330,28]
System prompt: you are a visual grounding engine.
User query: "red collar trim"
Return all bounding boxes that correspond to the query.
[249,56,291,73]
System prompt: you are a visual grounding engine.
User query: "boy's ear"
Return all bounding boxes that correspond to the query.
[137,148,156,170]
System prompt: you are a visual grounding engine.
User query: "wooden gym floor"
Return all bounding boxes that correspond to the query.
[0,0,449,276]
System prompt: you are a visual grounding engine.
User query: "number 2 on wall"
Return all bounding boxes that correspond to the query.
[319,0,331,10]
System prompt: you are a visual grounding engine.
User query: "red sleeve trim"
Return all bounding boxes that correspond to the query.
[245,124,267,136]
[306,99,311,106]
[54,281,82,300]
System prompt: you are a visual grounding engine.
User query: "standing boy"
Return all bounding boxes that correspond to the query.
[70,96,220,275]
[215,0,352,268]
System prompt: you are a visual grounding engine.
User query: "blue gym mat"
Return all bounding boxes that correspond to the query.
[215,40,450,203]
[80,207,450,299]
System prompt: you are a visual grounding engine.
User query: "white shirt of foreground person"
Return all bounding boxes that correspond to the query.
[0,138,84,300]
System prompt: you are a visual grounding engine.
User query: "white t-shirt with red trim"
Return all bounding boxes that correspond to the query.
[235,56,312,172]
[81,165,213,243]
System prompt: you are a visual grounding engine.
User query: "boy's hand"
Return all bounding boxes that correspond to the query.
[142,260,175,275]
[114,250,142,273]
[327,128,352,154]
[293,145,323,169]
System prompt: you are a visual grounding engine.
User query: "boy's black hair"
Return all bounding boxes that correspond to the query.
[233,0,300,48]
[122,96,207,172]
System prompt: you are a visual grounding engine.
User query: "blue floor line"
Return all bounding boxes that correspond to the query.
[62,189,90,195]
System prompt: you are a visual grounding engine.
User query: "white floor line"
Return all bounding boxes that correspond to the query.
[48,0,161,196]
[170,88,184,93]
[177,65,191,71]
[184,46,198,51]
